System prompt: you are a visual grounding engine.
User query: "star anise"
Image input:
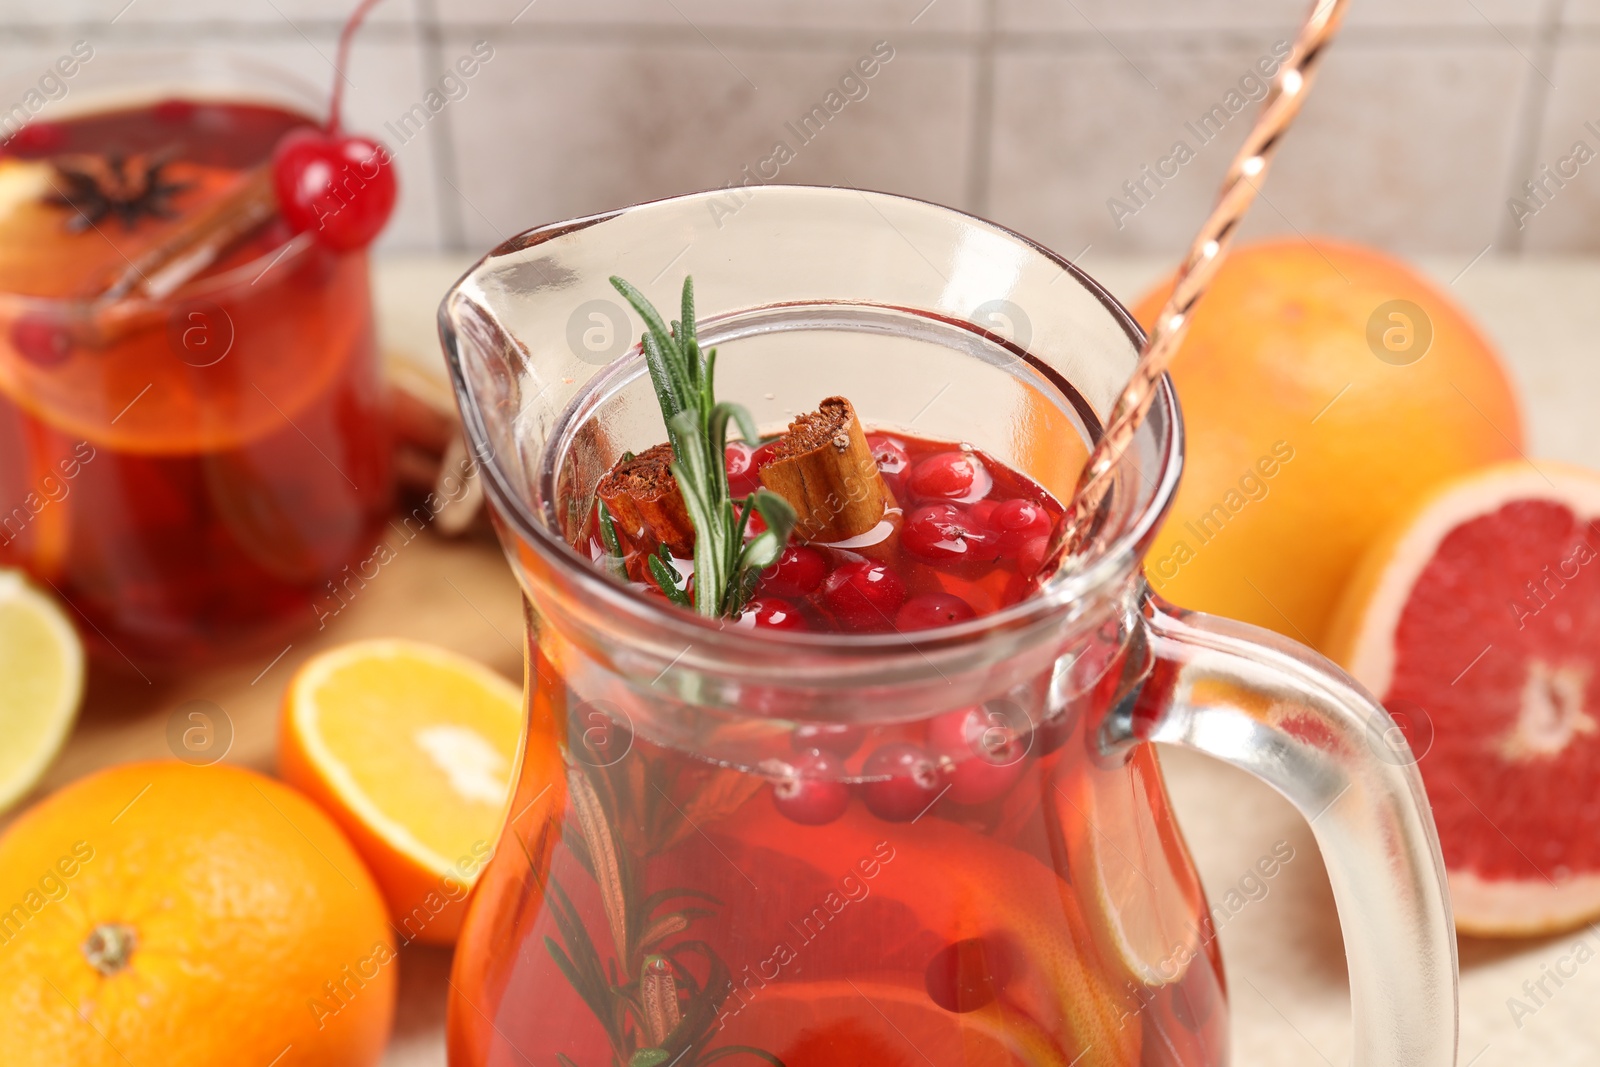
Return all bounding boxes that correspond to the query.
[47,150,192,233]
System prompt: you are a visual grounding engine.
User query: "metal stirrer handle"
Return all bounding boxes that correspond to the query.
[1053,0,1350,564]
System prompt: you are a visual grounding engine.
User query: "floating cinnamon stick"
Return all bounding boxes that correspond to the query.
[595,443,694,557]
[101,162,278,303]
[759,396,894,544]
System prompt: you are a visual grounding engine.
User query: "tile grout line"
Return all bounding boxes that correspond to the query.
[962,0,1000,216]
[0,19,1556,56]
[1494,0,1566,254]
[415,0,469,252]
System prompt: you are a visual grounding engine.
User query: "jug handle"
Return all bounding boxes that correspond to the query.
[1101,591,1459,1067]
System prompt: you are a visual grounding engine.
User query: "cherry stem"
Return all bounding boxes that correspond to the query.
[327,0,386,134]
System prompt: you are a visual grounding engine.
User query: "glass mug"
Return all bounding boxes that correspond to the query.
[439,187,1457,1067]
[0,52,392,668]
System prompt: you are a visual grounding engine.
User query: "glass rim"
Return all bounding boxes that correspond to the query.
[447,185,1185,657]
[0,232,320,318]
[0,50,327,315]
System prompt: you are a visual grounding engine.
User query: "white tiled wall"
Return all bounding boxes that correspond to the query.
[0,0,1589,262]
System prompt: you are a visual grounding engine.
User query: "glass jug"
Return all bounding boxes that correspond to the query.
[438,187,1457,1067]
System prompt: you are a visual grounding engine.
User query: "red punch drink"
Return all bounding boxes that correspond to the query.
[456,420,1227,1066]
[0,98,391,667]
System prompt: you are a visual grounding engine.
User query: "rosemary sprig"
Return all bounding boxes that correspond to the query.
[545,741,783,1067]
[610,275,796,619]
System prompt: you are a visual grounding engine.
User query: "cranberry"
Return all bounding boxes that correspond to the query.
[727,439,779,498]
[820,560,906,631]
[903,504,1001,564]
[866,434,911,481]
[771,750,850,825]
[737,596,808,631]
[907,450,992,503]
[726,440,757,494]
[1016,536,1051,578]
[272,128,397,252]
[761,545,828,596]
[987,498,1054,555]
[925,936,1014,1013]
[928,704,1028,805]
[791,722,864,757]
[896,593,976,631]
[9,314,72,367]
[861,741,944,821]
[4,121,63,156]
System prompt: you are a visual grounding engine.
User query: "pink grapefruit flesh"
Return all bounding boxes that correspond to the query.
[1330,461,1600,937]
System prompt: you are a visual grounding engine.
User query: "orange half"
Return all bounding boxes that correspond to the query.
[280,638,523,945]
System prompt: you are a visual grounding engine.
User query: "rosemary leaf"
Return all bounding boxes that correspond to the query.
[647,553,690,608]
[699,1047,786,1065]
[639,886,723,912]
[597,501,628,583]
[614,278,692,413]
[679,278,698,356]
[712,401,761,451]
[569,771,631,962]
[638,911,690,950]
[544,934,614,1036]
[608,274,792,620]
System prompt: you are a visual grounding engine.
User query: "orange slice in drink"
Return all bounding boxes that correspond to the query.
[716,977,1067,1066]
[280,639,522,945]
[1059,746,1209,989]
[719,800,1140,1066]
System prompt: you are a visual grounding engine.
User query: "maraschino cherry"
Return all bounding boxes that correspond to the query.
[271,0,397,252]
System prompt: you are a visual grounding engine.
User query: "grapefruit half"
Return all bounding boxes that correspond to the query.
[1327,461,1600,936]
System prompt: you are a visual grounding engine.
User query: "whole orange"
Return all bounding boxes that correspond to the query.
[1133,237,1523,648]
[0,761,395,1067]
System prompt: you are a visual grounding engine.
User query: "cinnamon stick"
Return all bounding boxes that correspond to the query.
[110,163,279,302]
[97,163,278,303]
[595,443,695,557]
[63,163,282,350]
[759,396,894,544]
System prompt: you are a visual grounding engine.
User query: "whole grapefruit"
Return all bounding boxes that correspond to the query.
[1133,238,1523,649]
[0,761,395,1066]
